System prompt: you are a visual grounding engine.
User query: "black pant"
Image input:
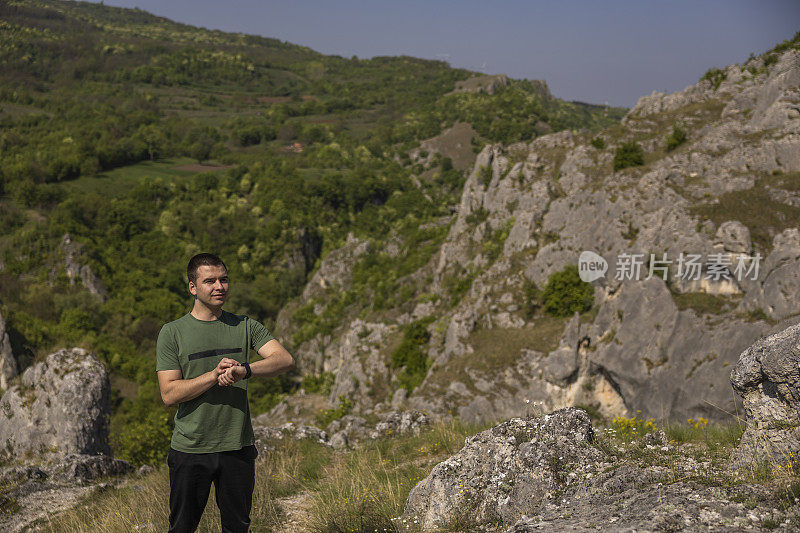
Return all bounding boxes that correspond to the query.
[167,445,258,533]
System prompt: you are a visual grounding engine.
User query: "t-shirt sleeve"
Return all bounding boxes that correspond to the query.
[156,324,181,372]
[248,318,275,352]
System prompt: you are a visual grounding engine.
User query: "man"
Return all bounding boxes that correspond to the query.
[156,252,295,533]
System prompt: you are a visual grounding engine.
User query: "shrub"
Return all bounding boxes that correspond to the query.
[613,141,644,171]
[113,410,172,466]
[590,136,606,150]
[477,164,492,188]
[391,319,433,391]
[522,279,542,319]
[665,124,687,151]
[541,265,594,317]
[316,395,352,426]
[302,372,335,395]
[701,67,727,90]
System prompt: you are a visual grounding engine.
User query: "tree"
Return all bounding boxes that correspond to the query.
[542,265,594,317]
[613,141,644,171]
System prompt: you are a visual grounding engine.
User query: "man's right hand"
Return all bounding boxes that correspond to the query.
[213,358,239,379]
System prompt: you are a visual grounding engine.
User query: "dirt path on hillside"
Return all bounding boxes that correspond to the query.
[276,491,314,532]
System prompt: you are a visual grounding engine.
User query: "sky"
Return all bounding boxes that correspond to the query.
[88,0,799,108]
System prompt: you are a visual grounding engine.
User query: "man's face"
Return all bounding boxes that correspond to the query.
[189,264,229,308]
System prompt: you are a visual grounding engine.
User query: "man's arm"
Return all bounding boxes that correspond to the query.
[158,358,239,406]
[217,339,295,386]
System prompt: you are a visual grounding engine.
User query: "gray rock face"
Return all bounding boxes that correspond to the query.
[252,422,330,456]
[0,348,111,459]
[299,232,369,302]
[50,454,133,483]
[0,309,17,390]
[272,47,800,427]
[58,234,107,300]
[402,408,602,529]
[730,323,800,469]
[369,410,429,439]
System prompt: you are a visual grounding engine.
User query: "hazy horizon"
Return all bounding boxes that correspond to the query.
[83,0,800,108]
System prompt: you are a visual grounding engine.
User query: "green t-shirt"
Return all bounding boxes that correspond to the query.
[156,310,275,453]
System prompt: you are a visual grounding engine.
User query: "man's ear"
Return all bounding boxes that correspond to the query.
[188,281,197,297]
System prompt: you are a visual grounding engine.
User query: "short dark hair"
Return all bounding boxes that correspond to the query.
[187,253,227,284]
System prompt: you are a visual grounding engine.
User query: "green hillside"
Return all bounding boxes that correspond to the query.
[0,0,626,464]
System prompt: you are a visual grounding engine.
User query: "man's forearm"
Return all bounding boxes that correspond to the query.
[162,371,218,406]
[250,352,295,378]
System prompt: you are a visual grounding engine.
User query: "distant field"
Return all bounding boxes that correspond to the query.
[60,158,235,197]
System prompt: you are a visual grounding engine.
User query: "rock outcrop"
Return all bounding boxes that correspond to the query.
[402,408,601,528]
[57,233,107,300]
[0,348,112,459]
[0,309,17,390]
[731,322,800,470]
[274,46,800,428]
[400,407,799,531]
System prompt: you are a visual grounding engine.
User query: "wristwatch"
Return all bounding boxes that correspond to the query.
[242,362,252,380]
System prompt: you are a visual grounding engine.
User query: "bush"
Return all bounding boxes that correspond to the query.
[316,395,352,426]
[613,141,644,171]
[302,372,335,395]
[701,67,727,90]
[665,124,687,151]
[522,279,541,319]
[390,319,433,391]
[113,410,172,466]
[541,265,594,317]
[590,137,606,150]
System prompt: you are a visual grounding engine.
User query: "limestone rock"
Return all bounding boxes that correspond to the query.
[326,414,369,442]
[51,454,133,483]
[715,220,751,254]
[730,323,800,470]
[329,431,348,450]
[370,410,429,439]
[0,309,17,390]
[58,234,107,300]
[0,348,111,460]
[402,408,601,529]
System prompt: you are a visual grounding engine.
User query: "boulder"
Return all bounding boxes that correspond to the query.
[730,323,800,470]
[369,410,429,439]
[401,408,602,529]
[51,453,133,483]
[0,348,111,460]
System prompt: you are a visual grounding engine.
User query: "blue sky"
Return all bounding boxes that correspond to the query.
[89,0,799,108]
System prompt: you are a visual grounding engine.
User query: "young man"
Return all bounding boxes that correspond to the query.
[156,253,295,533]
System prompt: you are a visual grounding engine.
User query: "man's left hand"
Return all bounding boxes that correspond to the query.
[218,364,246,386]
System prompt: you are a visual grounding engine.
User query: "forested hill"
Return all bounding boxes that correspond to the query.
[0,0,625,464]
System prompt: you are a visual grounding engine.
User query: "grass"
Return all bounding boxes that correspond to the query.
[42,437,332,532]
[40,420,484,533]
[671,291,734,315]
[307,418,490,532]
[689,183,800,255]
[665,419,744,451]
[422,314,570,393]
[57,157,232,197]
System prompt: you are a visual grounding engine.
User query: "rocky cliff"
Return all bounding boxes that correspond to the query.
[268,46,800,427]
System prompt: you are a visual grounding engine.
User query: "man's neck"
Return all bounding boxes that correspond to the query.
[190,301,224,321]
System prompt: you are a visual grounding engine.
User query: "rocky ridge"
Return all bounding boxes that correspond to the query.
[269,46,800,429]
